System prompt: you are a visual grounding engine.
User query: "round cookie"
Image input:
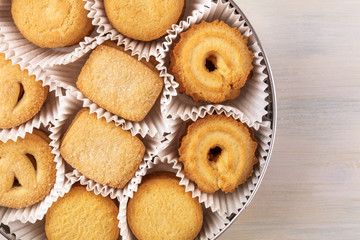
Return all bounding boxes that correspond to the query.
[170,20,254,103]
[0,130,56,208]
[11,0,94,48]
[0,53,48,129]
[45,186,119,240]
[127,172,203,240]
[179,114,258,193]
[104,0,185,41]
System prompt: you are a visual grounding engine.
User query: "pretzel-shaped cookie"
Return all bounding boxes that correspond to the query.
[0,130,56,208]
[0,53,48,129]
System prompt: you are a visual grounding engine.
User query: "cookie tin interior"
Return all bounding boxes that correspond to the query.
[0,0,276,239]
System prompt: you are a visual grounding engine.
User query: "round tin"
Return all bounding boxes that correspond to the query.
[0,0,276,239]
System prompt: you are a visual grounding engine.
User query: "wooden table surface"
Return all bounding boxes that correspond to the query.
[220,0,360,239]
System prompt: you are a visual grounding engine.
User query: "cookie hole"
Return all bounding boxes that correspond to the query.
[208,146,222,162]
[26,154,37,171]
[205,56,217,72]
[17,83,24,103]
[12,177,21,188]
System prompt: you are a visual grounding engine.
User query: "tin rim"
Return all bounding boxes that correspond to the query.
[211,0,277,239]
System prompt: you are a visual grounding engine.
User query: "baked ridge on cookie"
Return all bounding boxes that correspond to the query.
[77,41,163,122]
[0,53,48,129]
[0,130,56,208]
[11,0,94,48]
[178,114,258,193]
[170,20,254,103]
[45,185,119,240]
[127,172,203,240]
[60,108,145,188]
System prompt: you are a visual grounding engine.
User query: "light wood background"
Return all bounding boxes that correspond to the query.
[220,0,360,239]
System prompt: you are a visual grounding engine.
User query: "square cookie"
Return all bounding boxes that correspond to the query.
[60,108,145,188]
[77,42,163,122]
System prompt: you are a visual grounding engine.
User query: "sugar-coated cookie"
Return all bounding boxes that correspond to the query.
[0,53,48,129]
[77,42,163,121]
[11,0,94,48]
[127,172,203,240]
[0,130,56,208]
[104,0,185,41]
[45,186,119,240]
[60,108,145,188]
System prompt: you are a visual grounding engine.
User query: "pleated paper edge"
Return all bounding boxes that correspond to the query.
[158,108,273,217]
[0,97,67,224]
[0,0,103,70]
[41,33,169,139]
[119,156,230,240]
[158,0,269,126]
[51,90,164,202]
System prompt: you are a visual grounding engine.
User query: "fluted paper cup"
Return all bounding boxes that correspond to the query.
[85,0,211,61]
[4,174,123,240]
[0,0,102,71]
[159,109,272,217]
[0,121,66,224]
[119,156,230,240]
[158,0,269,126]
[43,35,168,138]
[51,90,162,200]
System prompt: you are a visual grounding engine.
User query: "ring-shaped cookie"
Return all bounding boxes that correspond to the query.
[179,114,258,193]
[0,54,48,129]
[170,20,254,103]
[0,130,57,208]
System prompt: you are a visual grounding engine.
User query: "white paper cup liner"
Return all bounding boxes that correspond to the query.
[7,219,45,240]
[52,90,162,201]
[119,156,229,240]
[85,0,211,61]
[0,120,66,224]
[0,0,103,70]
[159,108,273,217]
[43,35,168,138]
[0,85,62,143]
[158,0,269,125]
[5,175,124,240]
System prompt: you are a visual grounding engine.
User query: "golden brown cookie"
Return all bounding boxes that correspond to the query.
[128,172,203,240]
[104,0,185,41]
[11,0,94,48]
[45,185,119,240]
[60,108,145,188]
[0,130,56,208]
[0,53,48,129]
[77,41,163,122]
[179,114,258,193]
[170,20,254,103]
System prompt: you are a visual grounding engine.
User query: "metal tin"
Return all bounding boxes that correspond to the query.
[0,0,276,239]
